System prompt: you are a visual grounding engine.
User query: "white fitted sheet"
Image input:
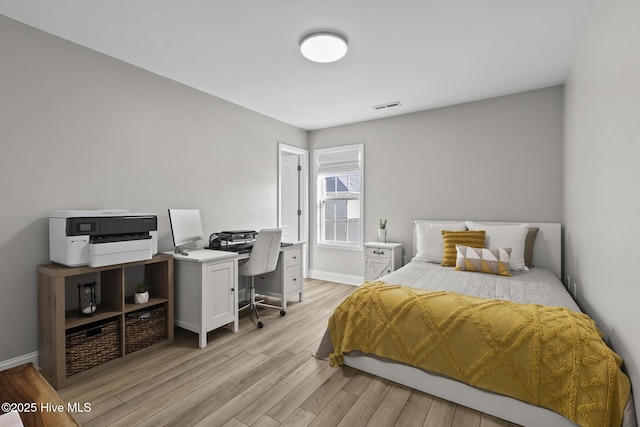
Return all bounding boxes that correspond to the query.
[379,260,581,312]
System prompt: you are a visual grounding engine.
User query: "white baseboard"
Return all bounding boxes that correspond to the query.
[0,352,38,372]
[308,269,363,286]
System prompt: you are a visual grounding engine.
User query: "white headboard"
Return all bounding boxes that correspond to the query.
[412,220,562,279]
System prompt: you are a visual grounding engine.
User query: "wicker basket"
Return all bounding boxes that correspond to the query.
[66,318,121,377]
[125,306,167,355]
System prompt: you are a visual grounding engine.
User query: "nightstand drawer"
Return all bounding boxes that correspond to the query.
[365,247,391,258]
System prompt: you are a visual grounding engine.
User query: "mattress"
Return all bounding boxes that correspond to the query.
[379,260,581,312]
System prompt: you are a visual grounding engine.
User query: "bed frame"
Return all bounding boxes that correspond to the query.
[345,220,576,427]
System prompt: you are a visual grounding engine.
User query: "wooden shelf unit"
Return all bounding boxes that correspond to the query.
[37,253,174,389]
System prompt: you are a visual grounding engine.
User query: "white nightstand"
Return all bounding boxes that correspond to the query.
[363,242,403,281]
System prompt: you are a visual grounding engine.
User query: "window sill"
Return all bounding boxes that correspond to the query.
[315,243,363,252]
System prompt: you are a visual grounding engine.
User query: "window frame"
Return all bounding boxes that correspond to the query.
[314,144,364,251]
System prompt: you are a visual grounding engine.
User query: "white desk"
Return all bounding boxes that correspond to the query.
[171,242,304,348]
[247,242,304,312]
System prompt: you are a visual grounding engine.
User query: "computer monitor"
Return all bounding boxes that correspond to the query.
[168,209,204,255]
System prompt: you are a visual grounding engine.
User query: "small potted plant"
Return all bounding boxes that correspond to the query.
[378,219,387,243]
[134,282,150,304]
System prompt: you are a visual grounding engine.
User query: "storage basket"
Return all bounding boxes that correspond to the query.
[66,318,121,377]
[125,306,167,354]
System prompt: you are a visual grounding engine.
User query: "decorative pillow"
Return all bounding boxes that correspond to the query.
[465,221,529,271]
[524,227,539,268]
[455,245,512,276]
[441,230,485,267]
[413,222,466,263]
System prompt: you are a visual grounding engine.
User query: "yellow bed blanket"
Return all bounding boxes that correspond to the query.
[328,282,630,427]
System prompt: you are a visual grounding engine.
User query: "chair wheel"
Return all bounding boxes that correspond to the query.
[280,310,286,316]
[257,321,264,328]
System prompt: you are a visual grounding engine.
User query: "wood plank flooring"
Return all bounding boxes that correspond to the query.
[57,279,522,427]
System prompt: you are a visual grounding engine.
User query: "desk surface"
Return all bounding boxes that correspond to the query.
[168,241,303,263]
[171,249,240,263]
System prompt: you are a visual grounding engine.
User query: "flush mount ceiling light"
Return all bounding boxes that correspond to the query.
[300,31,348,63]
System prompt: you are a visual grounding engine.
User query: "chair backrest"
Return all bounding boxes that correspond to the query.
[240,228,282,276]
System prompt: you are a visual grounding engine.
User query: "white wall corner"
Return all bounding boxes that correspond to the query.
[0,352,38,372]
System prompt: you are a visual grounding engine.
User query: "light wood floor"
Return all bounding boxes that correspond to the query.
[58,279,523,427]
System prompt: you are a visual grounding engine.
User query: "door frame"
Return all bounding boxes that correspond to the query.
[277,142,309,278]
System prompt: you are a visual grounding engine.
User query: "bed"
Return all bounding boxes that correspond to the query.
[316,220,636,427]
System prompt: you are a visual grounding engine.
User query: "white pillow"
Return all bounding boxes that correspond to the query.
[465,221,529,271]
[413,222,466,263]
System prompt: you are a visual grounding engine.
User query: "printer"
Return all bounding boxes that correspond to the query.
[49,209,158,267]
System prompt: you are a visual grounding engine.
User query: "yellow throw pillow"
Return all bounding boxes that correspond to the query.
[441,230,485,267]
[454,245,512,276]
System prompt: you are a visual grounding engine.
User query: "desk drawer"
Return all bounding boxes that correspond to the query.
[284,247,301,267]
[365,247,391,258]
[284,264,302,294]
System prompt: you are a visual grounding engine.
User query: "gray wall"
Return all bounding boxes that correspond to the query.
[0,16,307,363]
[564,0,640,414]
[309,86,564,281]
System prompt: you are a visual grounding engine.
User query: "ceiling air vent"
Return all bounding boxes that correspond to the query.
[372,101,402,110]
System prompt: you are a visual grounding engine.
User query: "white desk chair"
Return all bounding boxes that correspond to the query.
[238,228,283,328]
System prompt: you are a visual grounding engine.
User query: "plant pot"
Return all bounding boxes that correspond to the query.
[377,228,387,243]
[134,291,149,304]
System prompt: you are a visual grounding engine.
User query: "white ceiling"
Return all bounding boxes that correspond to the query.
[0,0,597,130]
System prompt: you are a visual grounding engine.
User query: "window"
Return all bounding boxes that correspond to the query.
[314,144,363,249]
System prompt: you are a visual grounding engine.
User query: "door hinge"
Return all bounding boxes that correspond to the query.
[297,165,302,171]
[297,210,302,216]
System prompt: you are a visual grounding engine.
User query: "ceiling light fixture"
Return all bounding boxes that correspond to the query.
[300,31,348,63]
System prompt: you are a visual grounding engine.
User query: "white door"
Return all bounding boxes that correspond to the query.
[280,152,300,242]
[278,143,308,278]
